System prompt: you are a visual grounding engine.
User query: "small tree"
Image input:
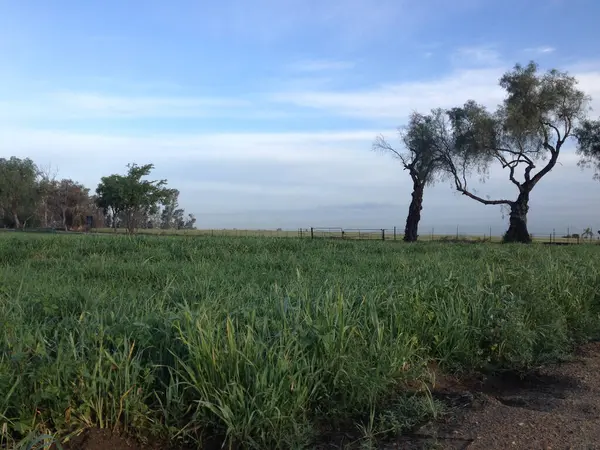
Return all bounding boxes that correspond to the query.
[446,62,591,243]
[373,110,449,242]
[49,179,90,231]
[575,119,600,180]
[183,213,197,229]
[160,189,186,229]
[0,157,40,229]
[96,163,175,234]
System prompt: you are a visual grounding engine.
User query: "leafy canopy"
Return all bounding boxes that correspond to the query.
[447,61,590,203]
[96,163,176,232]
[373,109,449,186]
[575,119,600,180]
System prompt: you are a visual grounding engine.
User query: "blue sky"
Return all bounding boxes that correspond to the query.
[1,0,599,234]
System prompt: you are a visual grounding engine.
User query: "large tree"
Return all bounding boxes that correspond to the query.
[575,119,600,180]
[445,62,590,243]
[373,110,448,242]
[96,163,175,234]
[0,157,40,229]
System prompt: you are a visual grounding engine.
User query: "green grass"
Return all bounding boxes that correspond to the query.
[0,234,599,449]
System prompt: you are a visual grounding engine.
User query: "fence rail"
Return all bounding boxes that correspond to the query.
[306,226,600,244]
[5,226,599,244]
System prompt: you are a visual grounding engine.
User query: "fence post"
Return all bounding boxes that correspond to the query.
[310,227,314,239]
[431,228,434,241]
[489,227,492,242]
[456,225,459,240]
[393,226,396,241]
[381,229,385,241]
[552,228,555,243]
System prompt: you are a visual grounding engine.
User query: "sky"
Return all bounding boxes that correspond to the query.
[1,0,599,235]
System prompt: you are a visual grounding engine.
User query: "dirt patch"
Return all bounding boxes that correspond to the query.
[56,429,201,450]
[58,429,162,450]
[398,342,600,449]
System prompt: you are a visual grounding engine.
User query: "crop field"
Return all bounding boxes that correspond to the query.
[1,233,599,449]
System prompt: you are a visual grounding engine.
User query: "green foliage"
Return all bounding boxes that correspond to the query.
[449,62,590,188]
[575,118,600,180]
[374,110,449,186]
[445,61,593,242]
[0,157,41,229]
[0,235,599,449]
[95,163,176,233]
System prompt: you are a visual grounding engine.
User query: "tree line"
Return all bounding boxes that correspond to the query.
[375,61,600,243]
[0,160,196,233]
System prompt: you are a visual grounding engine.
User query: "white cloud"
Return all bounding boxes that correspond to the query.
[0,127,385,167]
[451,46,501,66]
[0,126,411,215]
[271,67,506,120]
[271,63,600,121]
[57,92,247,118]
[0,92,252,120]
[524,46,556,54]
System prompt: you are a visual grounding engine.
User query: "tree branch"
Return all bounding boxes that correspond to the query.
[507,162,521,189]
[542,121,562,144]
[500,148,534,166]
[373,135,410,167]
[455,186,513,206]
[530,139,562,185]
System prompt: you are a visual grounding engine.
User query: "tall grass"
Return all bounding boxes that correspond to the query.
[0,234,599,448]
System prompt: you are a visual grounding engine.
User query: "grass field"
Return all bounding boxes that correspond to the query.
[1,233,599,449]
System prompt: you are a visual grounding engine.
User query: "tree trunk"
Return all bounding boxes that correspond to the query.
[404,180,425,242]
[12,211,20,229]
[43,200,48,228]
[61,206,68,231]
[503,191,531,243]
[111,208,118,232]
[127,210,135,234]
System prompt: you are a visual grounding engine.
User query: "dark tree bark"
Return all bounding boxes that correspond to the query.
[404,178,425,242]
[503,190,531,243]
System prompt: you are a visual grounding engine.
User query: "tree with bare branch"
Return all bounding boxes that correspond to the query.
[445,61,591,243]
[373,110,449,242]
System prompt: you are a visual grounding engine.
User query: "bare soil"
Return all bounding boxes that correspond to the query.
[395,341,600,450]
[58,342,600,450]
